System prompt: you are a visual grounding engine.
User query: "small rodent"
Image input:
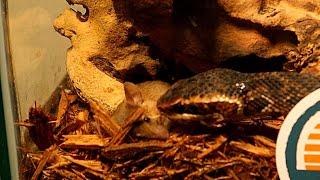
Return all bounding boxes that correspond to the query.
[111,81,171,139]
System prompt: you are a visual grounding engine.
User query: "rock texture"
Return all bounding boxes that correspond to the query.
[54,0,162,113]
[54,0,320,113]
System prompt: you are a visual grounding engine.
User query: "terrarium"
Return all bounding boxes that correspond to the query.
[3,0,320,179]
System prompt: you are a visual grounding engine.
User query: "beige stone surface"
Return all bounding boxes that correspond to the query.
[217,0,320,70]
[54,0,161,113]
[54,0,320,113]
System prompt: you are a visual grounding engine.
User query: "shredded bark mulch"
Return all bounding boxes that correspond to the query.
[18,90,280,180]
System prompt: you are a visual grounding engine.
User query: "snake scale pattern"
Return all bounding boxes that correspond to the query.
[157,68,320,119]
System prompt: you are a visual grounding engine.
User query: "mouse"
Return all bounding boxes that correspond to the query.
[111,81,171,139]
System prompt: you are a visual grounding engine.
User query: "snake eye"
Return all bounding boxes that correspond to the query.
[143,117,151,122]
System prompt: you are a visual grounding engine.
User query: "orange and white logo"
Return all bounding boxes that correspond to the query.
[277,89,320,179]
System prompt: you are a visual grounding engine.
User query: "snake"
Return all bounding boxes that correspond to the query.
[157,68,320,123]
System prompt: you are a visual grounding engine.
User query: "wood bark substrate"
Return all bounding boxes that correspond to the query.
[18,90,279,179]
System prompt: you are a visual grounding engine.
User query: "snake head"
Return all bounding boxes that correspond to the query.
[157,69,247,124]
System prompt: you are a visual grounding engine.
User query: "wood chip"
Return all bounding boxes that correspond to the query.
[31,145,57,180]
[108,107,144,145]
[53,168,84,180]
[46,161,72,169]
[62,155,105,173]
[226,168,240,180]
[229,141,275,157]
[130,166,160,178]
[262,119,283,130]
[185,161,242,179]
[83,168,114,179]
[252,135,276,149]
[60,135,110,149]
[197,135,228,159]
[56,117,87,137]
[89,99,120,136]
[102,140,173,160]
[25,105,56,150]
[56,90,78,127]
[76,110,89,121]
[15,122,35,127]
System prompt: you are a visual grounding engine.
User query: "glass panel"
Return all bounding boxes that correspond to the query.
[0,0,19,179]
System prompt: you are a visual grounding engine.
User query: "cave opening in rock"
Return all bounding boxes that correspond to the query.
[218,55,288,73]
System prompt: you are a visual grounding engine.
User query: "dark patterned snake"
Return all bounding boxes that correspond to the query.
[157,68,320,122]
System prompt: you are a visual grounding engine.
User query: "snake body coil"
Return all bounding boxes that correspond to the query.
[158,68,320,119]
